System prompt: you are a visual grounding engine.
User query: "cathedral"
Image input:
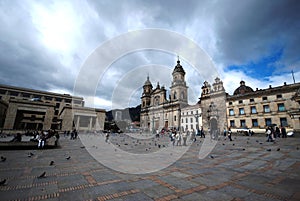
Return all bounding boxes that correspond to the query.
[140,58,300,135]
[140,59,189,132]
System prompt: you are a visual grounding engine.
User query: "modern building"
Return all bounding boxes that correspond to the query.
[0,84,105,132]
[140,59,189,132]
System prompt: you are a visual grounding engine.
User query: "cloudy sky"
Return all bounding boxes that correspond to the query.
[0,0,299,110]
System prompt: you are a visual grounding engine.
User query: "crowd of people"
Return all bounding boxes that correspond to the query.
[265,126,287,142]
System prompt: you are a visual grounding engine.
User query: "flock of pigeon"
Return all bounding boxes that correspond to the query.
[0,152,72,186]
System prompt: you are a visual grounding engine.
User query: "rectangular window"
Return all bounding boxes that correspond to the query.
[9,91,19,96]
[182,119,184,123]
[263,105,270,113]
[55,97,62,102]
[251,106,257,114]
[196,110,198,114]
[262,96,268,101]
[191,111,193,114]
[229,109,234,116]
[22,93,31,98]
[186,118,188,123]
[239,100,243,104]
[230,120,235,127]
[239,108,245,115]
[250,98,254,102]
[229,102,233,105]
[278,103,285,112]
[0,89,6,94]
[252,119,258,127]
[190,125,193,130]
[174,116,176,121]
[277,94,282,99]
[280,118,288,127]
[240,120,246,127]
[190,118,193,123]
[265,118,272,126]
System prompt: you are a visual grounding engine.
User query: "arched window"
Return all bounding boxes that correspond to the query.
[173,92,177,100]
[181,92,184,99]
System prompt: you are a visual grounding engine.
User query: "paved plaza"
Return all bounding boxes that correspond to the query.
[0,133,300,201]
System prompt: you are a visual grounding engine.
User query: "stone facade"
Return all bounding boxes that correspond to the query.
[200,79,300,133]
[0,84,105,132]
[140,59,188,132]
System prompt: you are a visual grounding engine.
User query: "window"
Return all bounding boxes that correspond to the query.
[251,106,257,114]
[186,118,188,123]
[229,102,232,105]
[239,100,243,104]
[190,118,193,123]
[250,98,254,102]
[278,103,285,112]
[45,96,52,100]
[230,120,235,127]
[252,119,258,127]
[191,111,193,114]
[174,115,176,121]
[55,97,62,102]
[262,96,267,101]
[229,109,234,116]
[182,119,184,123]
[9,91,19,96]
[240,120,246,127]
[280,118,288,127]
[196,110,198,114]
[182,112,184,115]
[263,105,270,113]
[265,118,272,126]
[0,89,6,94]
[190,125,193,130]
[277,94,282,99]
[239,108,245,115]
[22,93,31,98]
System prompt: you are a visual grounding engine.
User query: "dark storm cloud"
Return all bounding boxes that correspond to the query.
[213,0,300,70]
[0,0,299,109]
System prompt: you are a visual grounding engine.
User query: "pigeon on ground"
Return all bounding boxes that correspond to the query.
[210,155,214,159]
[0,179,6,185]
[38,172,46,178]
[158,144,161,148]
[232,144,235,146]
[266,149,271,152]
[66,156,71,160]
[80,146,85,148]
[222,143,225,146]
[49,161,54,166]
[1,156,6,162]
[277,148,280,151]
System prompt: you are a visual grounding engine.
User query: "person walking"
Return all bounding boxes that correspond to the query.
[281,126,287,138]
[227,127,233,141]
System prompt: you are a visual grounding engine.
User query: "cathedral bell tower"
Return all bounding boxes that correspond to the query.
[170,58,188,103]
[141,75,153,108]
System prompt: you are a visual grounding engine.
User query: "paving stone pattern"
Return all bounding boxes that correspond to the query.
[0,133,299,201]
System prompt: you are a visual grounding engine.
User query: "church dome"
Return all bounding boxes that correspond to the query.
[233,80,254,95]
[172,59,185,75]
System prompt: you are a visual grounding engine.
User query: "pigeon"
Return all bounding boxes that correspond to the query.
[80,146,85,148]
[38,172,46,178]
[0,179,6,186]
[297,147,299,150]
[277,148,280,151]
[158,145,161,148]
[210,155,214,159]
[49,161,54,166]
[266,149,271,152]
[222,143,225,146]
[66,156,71,160]
[256,140,259,143]
[1,156,6,162]
[232,144,235,146]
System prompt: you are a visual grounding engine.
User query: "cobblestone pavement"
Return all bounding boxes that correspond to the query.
[0,133,299,201]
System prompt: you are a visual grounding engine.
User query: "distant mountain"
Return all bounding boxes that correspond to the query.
[106,105,141,122]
